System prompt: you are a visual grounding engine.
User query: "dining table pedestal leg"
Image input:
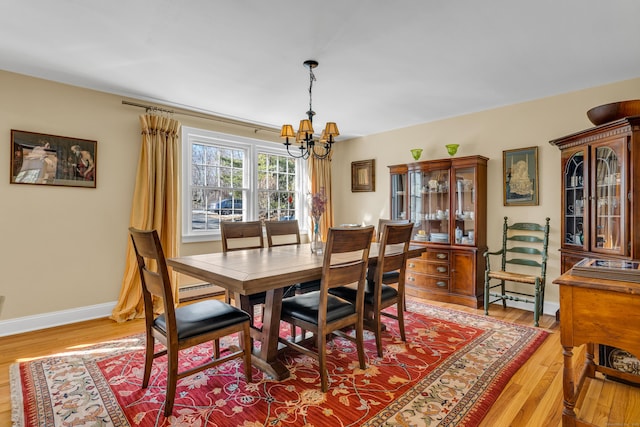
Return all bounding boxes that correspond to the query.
[237,288,290,380]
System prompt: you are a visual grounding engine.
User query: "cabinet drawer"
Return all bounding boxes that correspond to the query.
[407,259,449,275]
[423,250,450,261]
[406,271,449,291]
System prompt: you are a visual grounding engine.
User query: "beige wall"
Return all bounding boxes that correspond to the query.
[1,68,639,330]
[331,76,640,310]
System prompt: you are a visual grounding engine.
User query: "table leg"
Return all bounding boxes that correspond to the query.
[236,289,290,381]
[562,345,577,427]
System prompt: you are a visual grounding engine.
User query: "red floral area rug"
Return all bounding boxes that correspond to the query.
[11,302,547,427]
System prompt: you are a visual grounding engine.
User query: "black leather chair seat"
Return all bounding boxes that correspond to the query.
[329,282,398,305]
[155,299,251,340]
[281,291,355,325]
[295,279,322,293]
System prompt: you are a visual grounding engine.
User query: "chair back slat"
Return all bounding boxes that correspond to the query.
[220,221,264,252]
[377,218,410,242]
[128,227,176,326]
[265,220,301,247]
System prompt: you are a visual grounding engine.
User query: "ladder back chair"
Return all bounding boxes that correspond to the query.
[330,222,414,356]
[483,216,551,326]
[128,227,252,416]
[279,225,375,392]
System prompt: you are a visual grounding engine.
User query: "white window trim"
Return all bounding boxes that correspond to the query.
[181,126,308,243]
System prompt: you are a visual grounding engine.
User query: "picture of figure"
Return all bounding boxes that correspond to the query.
[14,141,58,184]
[503,147,538,206]
[71,144,95,181]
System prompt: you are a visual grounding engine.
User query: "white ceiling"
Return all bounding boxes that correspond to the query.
[2,0,640,138]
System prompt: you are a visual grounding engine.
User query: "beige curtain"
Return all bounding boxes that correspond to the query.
[111,113,181,322]
[307,152,333,240]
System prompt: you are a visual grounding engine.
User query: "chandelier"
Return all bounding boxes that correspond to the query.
[280,60,339,160]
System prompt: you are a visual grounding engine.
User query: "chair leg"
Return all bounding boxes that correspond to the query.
[500,280,507,308]
[355,319,366,370]
[533,278,541,327]
[213,339,220,359]
[318,332,328,392]
[241,323,253,382]
[142,333,154,388]
[397,302,406,342]
[484,274,490,316]
[164,346,179,416]
[374,314,384,358]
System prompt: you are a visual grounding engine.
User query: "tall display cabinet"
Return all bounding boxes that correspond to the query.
[388,155,488,308]
[550,116,640,272]
[551,116,640,381]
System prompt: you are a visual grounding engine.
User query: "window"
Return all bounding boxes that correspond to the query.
[182,127,307,242]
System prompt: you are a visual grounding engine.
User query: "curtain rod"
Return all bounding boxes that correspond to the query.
[121,100,280,134]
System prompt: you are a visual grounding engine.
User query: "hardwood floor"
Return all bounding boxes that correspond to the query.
[2,298,639,426]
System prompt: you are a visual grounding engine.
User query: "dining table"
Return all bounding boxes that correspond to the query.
[167,242,426,380]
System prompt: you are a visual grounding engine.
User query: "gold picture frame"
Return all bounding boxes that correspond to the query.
[503,146,538,206]
[351,159,375,192]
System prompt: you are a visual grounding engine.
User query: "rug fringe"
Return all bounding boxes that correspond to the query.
[10,363,25,427]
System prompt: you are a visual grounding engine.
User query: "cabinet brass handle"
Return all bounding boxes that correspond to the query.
[408,263,415,268]
[408,276,415,282]
[436,281,447,287]
[437,266,447,273]
[436,253,447,259]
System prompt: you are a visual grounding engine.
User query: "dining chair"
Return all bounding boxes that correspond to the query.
[278,225,374,392]
[220,220,267,321]
[265,220,321,295]
[330,222,414,357]
[483,216,550,327]
[128,227,252,416]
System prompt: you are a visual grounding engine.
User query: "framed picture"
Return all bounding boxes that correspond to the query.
[10,130,97,188]
[503,146,538,206]
[351,159,375,192]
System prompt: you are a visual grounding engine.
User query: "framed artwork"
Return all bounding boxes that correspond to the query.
[10,130,97,188]
[503,146,538,206]
[351,159,375,192]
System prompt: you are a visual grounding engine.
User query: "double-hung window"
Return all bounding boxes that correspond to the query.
[181,126,307,242]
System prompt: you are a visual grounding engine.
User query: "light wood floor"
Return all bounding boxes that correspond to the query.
[2,298,639,426]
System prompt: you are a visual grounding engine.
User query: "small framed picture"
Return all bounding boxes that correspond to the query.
[351,159,375,192]
[503,146,538,206]
[10,130,97,188]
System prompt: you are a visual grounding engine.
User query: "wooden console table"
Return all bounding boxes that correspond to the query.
[553,270,640,426]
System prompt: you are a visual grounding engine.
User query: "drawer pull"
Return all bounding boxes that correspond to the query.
[436,253,447,259]
[408,263,415,268]
[437,266,447,273]
[436,281,447,287]
[408,276,415,282]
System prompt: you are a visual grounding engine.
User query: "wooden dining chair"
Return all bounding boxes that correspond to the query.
[265,220,321,295]
[128,227,252,416]
[279,225,374,392]
[330,222,414,357]
[220,220,267,320]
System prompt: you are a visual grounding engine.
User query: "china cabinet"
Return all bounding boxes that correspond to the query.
[551,116,640,382]
[550,116,640,272]
[387,155,488,308]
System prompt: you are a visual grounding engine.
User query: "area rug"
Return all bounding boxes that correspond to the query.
[11,302,547,427]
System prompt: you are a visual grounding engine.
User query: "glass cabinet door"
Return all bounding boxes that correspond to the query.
[421,167,450,243]
[592,141,626,255]
[390,172,407,220]
[564,150,585,247]
[453,166,476,245]
[408,169,423,229]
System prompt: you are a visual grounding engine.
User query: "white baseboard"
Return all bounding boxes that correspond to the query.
[0,301,117,337]
[487,299,559,318]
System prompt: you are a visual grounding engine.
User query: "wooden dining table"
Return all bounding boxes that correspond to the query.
[168,242,426,380]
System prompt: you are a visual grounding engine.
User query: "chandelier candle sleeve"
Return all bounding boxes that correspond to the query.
[280,60,339,160]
